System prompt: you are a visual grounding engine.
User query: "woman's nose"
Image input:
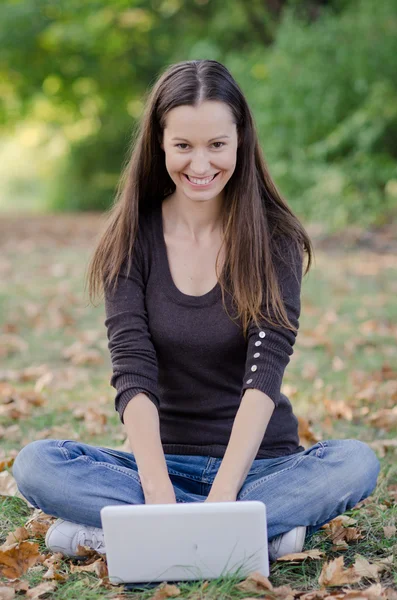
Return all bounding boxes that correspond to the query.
[189,151,211,175]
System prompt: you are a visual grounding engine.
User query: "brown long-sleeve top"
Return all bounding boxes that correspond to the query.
[104,202,305,459]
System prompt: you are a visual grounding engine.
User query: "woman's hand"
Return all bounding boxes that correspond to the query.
[204,489,237,503]
[144,481,177,504]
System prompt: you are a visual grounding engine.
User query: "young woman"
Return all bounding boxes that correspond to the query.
[12,59,380,563]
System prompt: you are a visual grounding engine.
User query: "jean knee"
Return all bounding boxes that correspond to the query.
[344,439,381,494]
[13,440,58,492]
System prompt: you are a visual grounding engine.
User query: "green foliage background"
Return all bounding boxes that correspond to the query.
[1,0,396,230]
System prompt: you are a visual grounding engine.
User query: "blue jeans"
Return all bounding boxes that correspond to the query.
[12,438,380,541]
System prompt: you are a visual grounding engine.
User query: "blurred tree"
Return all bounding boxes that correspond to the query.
[0,0,396,228]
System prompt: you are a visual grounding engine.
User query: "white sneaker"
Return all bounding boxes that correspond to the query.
[268,526,307,562]
[45,518,106,558]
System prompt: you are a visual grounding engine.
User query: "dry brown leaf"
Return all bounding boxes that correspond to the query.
[298,417,321,448]
[7,580,30,593]
[302,363,319,381]
[25,581,57,599]
[374,555,394,570]
[234,570,273,594]
[369,440,397,458]
[27,519,52,538]
[331,542,349,552]
[271,584,299,599]
[70,557,108,579]
[0,587,15,600]
[353,555,385,581]
[2,527,30,548]
[42,553,64,568]
[368,407,397,430]
[0,541,42,579]
[0,426,21,442]
[318,556,362,587]
[276,549,325,562]
[342,584,384,599]
[385,587,397,600]
[62,342,103,366]
[321,515,363,546]
[149,583,182,599]
[322,515,357,530]
[42,563,68,582]
[0,458,14,472]
[323,398,353,421]
[383,526,396,539]
[0,334,28,358]
[85,407,108,435]
[34,371,54,393]
[32,425,79,443]
[0,384,45,419]
[299,590,328,600]
[0,471,19,498]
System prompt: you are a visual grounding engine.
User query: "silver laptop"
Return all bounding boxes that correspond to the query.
[100,500,269,587]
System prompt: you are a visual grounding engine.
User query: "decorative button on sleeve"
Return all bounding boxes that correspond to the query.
[239,238,303,408]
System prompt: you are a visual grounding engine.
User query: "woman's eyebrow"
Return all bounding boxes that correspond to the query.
[171,135,231,142]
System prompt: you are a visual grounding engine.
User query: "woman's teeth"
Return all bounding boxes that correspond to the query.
[185,173,218,185]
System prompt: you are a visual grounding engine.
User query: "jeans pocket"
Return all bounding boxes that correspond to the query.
[239,454,306,500]
[249,452,304,475]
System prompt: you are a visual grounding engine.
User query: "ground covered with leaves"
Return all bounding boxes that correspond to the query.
[0,214,396,599]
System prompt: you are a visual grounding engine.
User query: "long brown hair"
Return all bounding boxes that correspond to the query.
[85,59,314,339]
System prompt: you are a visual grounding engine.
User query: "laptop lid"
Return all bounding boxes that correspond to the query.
[100,500,269,586]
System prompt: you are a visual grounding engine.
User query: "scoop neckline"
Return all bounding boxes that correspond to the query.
[153,202,223,307]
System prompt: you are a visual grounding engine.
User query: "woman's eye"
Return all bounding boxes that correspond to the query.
[175,142,225,150]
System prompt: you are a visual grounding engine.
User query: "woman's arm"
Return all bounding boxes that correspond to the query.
[208,238,303,499]
[207,389,274,500]
[123,393,175,502]
[104,232,175,501]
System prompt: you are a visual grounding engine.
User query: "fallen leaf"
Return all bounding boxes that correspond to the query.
[318,556,362,587]
[323,398,353,420]
[353,555,385,580]
[0,471,19,497]
[25,581,57,599]
[0,458,14,472]
[2,527,30,548]
[42,563,68,582]
[385,587,397,600]
[62,342,103,366]
[0,586,15,600]
[331,542,349,551]
[383,525,396,539]
[276,549,325,562]
[342,583,385,599]
[0,541,42,579]
[368,407,397,430]
[271,584,299,599]
[234,570,273,594]
[298,417,321,448]
[70,557,108,579]
[369,440,397,457]
[150,583,181,599]
[0,335,28,358]
[299,590,328,600]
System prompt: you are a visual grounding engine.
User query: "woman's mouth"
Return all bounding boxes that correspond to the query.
[183,172,220,187]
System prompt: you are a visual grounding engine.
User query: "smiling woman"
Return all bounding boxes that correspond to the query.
[161,103,237,198]
[12,59,381,567]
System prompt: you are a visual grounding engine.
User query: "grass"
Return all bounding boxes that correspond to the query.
[0,213,396,598]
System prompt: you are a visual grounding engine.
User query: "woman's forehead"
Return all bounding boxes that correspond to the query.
[164,101,236,136]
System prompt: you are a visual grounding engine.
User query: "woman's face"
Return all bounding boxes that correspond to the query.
[161,100,238,204]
